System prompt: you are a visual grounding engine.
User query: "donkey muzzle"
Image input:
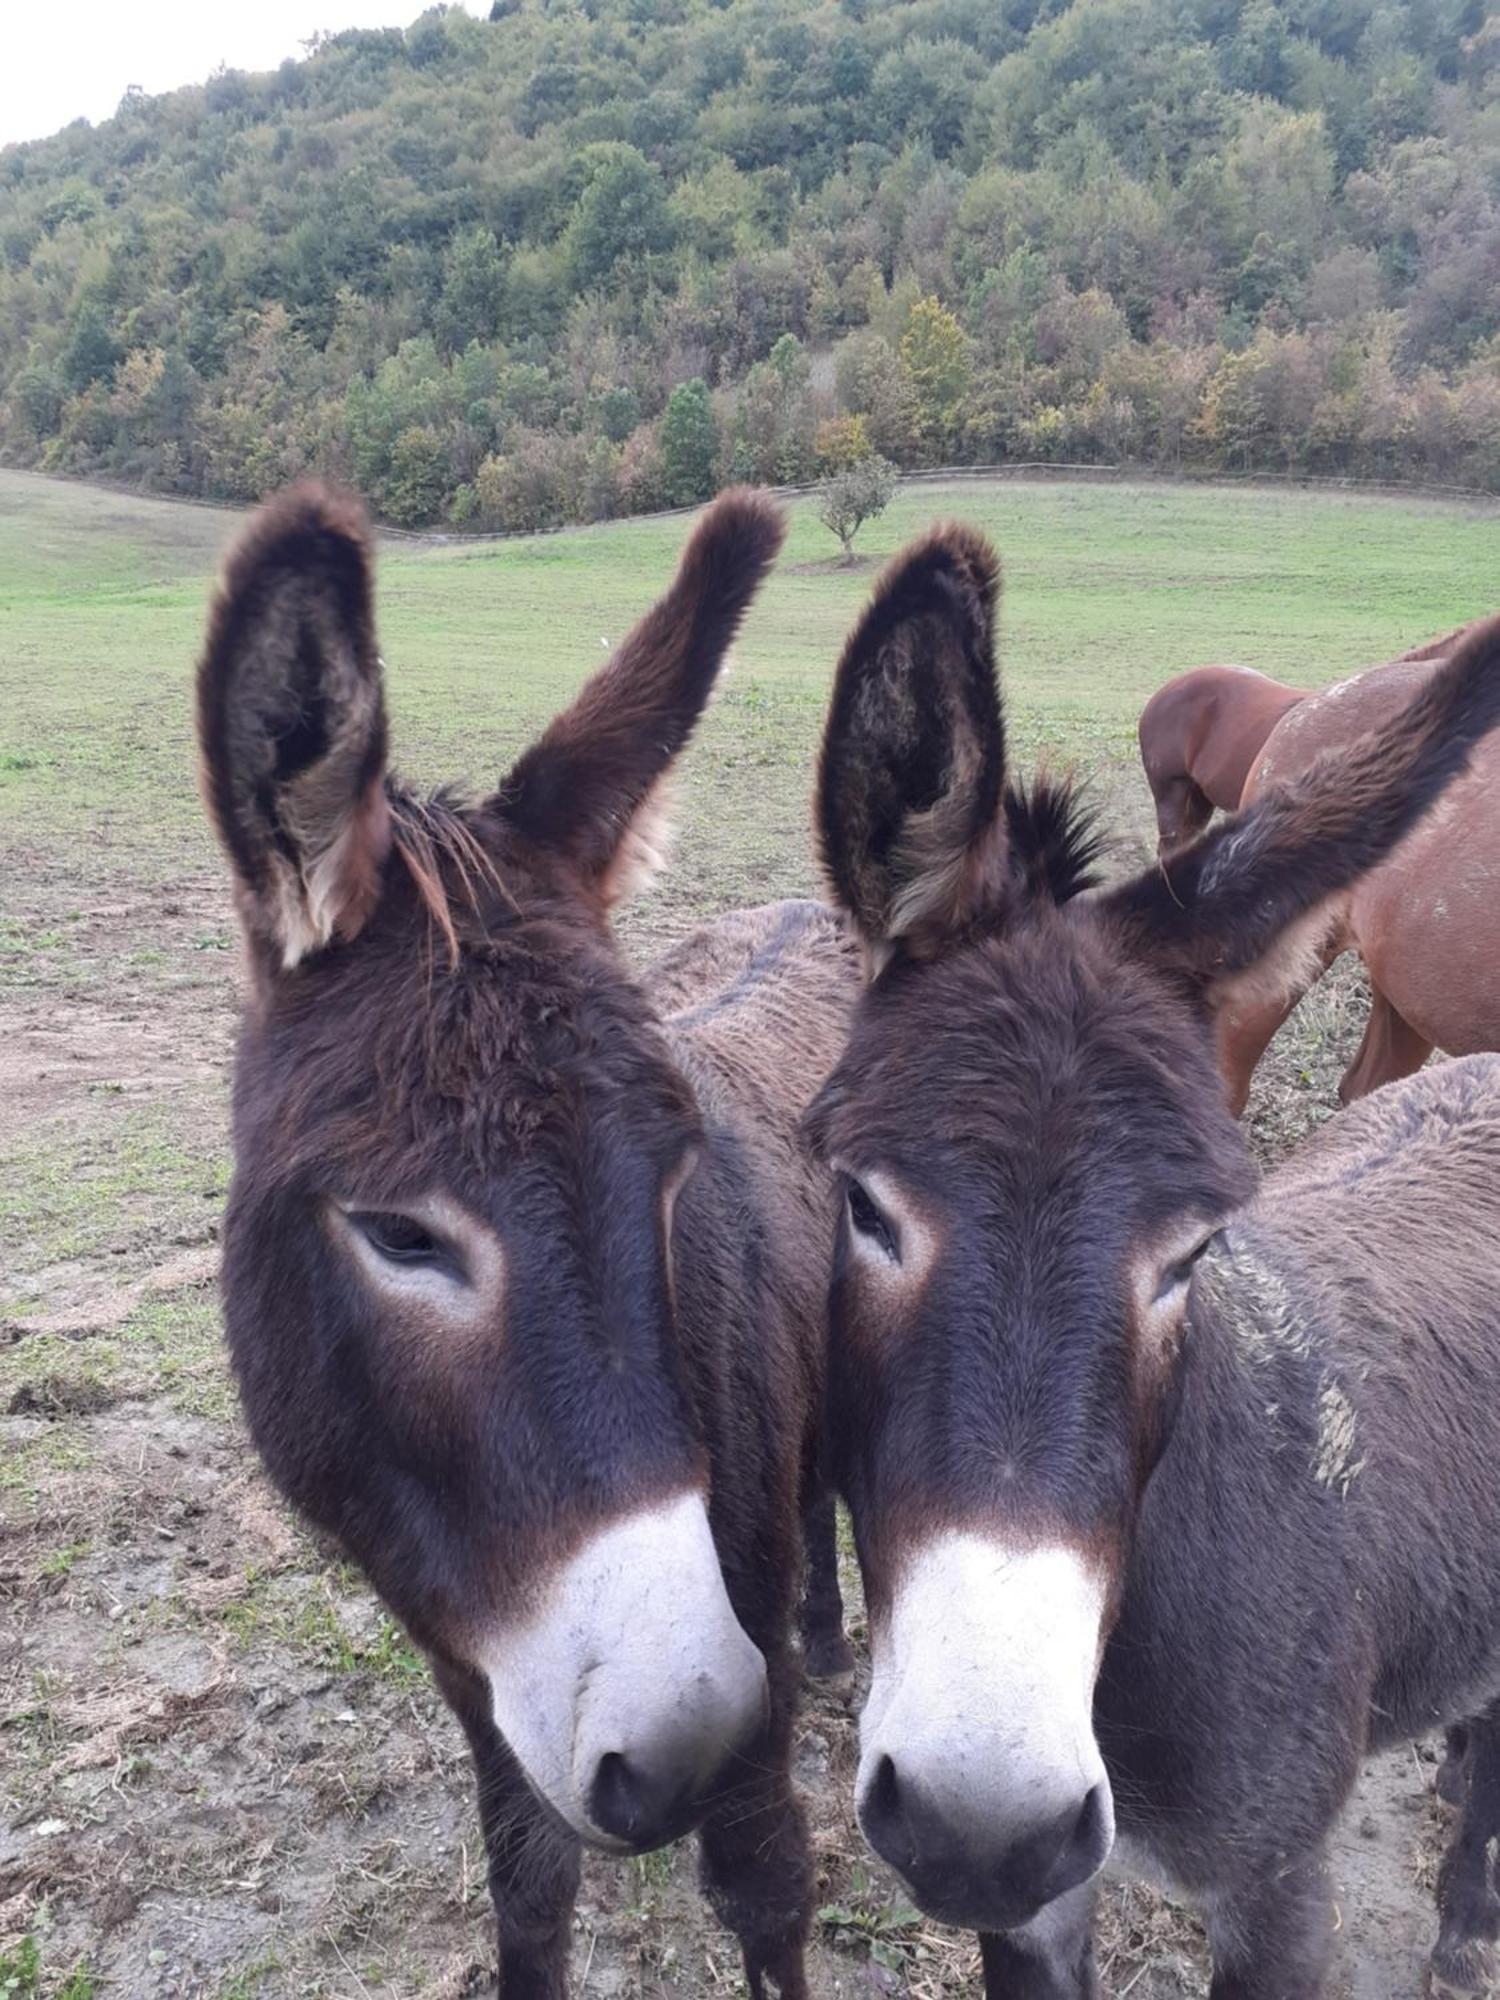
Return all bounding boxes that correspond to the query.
[482,1488,767,1851]
[856,1533,1114,1930]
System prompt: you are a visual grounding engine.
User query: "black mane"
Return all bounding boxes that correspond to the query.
[1004,775,1106,908]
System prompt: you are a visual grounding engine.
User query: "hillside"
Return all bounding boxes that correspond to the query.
[2,0,1497,528]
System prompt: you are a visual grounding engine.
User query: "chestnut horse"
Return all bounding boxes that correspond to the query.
[1137,664,1308,851]
[1137,621,1488,857]
[1219,639,1500,1113]
[807,527,1500,1998]
[196,484,854,1998]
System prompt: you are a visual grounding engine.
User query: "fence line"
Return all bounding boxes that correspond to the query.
[10,455,1500,547]
[411,459,1500,545]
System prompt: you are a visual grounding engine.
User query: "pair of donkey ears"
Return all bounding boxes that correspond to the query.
[197,484,783,970]
[199,482,1500,993]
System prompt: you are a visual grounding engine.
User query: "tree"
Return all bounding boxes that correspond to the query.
[816,413,873,470]
[436,227,507,354]
[660,379,719,505]
[819,454,898,561]
[60,304,122,394]
[565,145,674,293]
[899,296,973,453]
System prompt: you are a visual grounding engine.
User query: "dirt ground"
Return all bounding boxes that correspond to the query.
[0,818,1465,2000]
[11,462,1500,1995]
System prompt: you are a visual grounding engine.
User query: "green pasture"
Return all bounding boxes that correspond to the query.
[2,469,1497,1994]
[3,468,1498,925]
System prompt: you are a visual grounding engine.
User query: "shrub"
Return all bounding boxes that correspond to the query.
[818,453,898,560]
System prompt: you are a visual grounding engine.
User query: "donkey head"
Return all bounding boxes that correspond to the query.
[807,527,1500,1932]
[199,484,784,1853]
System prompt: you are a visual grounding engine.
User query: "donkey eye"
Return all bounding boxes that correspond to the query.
[349,1211,445,1268]
[847,1178,900,1263]
[1152,1231,1218,1304]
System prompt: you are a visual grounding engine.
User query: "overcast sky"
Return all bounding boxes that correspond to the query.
[3,0,488,149]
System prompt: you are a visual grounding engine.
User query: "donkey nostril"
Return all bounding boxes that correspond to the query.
[589,1750,648,1843]
[861,1752,916,1870]
[871,1753,902,1820]
[1073,1781,1108,1858]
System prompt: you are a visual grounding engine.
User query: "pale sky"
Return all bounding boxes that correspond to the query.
[3,0,488,149]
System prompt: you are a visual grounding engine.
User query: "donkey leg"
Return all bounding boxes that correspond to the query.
[1437,1723,1473,1810]
[800,1481,855,1682]
[472,1729,581,1998]
[1205,1850,1335,2000]
[978,1883,1099,1997]
[697,1648,813,2000]
[1428,1703,1500,1998]
[1337,981,1433,1104]
[436,1660,580,2000]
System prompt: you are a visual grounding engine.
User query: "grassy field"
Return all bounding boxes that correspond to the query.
[2,466,1495,1998]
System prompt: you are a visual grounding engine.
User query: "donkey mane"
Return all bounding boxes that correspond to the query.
[1002,775,1105,908]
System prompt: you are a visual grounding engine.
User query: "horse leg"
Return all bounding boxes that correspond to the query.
[1216,983,1309,1118]
[1428,1701,1500,1998]
[697,1645,813,2000]
[800,1481,854,1682]
[1205,1849,1335,1999]
[1155,775,1215,855]
[1337,980,1433,1104]
[978,1884,1099,1997]
[436,1662,580,1998]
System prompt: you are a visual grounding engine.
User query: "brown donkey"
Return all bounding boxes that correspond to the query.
[806,529,1500,1998]
[196,483,855,1998]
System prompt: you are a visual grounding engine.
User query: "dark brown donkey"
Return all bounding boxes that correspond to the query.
[196,483,855,1998]
[805,529,1500,1998]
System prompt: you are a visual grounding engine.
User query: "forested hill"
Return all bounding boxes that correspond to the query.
[2,0,1497,528]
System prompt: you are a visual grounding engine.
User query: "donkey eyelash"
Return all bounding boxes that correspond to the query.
[347,1209,457,1276]
[1151,1230,1219,1305]
[847,1178,901,1264]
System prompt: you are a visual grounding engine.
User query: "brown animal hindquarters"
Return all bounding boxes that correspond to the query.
[1137,664,1307,854]
[1224,645,1500,1110]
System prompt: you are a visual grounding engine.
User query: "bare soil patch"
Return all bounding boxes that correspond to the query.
[0,816,1466,2000]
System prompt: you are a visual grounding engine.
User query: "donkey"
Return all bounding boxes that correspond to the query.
[196,482,855,1998]
[804,526,1500,1998]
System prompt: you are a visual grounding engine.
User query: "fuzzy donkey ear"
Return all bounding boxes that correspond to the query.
[197,483,391,972]
[817,525,1006,969]
[1106,611,1500,993]
[497,487,785,906]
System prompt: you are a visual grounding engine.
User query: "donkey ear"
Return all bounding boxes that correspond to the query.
[1105,611,1500,990]
[197,483,391,971]
[817,525,1006,966]
[497,488,784,906]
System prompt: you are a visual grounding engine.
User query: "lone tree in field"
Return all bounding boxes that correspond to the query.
[818,454,898,562]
